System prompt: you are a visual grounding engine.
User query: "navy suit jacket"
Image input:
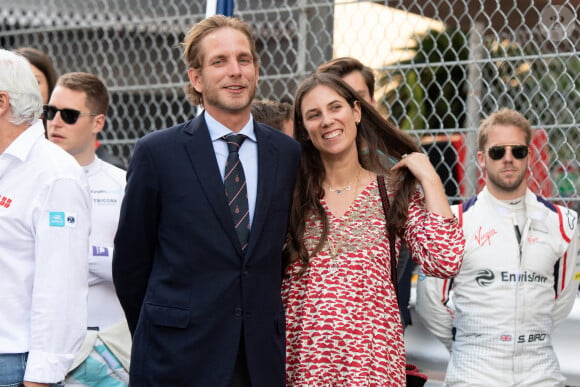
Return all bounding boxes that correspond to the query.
[113,114,300,386]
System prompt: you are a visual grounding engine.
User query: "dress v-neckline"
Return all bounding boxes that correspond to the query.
[321,179,377,219]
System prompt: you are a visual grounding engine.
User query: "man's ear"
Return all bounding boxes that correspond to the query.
[477,150,486,174]
[0,92,9,116]
[92,113,105,135]
[188,67,203,94]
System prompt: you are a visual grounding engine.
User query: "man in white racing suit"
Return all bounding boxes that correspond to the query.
[416,108,579,386]
[47,72,130,386]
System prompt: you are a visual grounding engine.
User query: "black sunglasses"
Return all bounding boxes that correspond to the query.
[44,105,98,125]
[487,145,529,160]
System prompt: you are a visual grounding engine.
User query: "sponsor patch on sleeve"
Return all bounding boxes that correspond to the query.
[574,272,580,281]
[66,214,77,227]
[92,246,109,257]
[49,211,65,227]
[49,211,77,228]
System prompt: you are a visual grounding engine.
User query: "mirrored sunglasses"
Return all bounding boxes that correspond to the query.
[44,105,97,125]
[487,145,529,160]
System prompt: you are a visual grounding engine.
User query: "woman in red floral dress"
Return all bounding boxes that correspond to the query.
[282,73,465,386]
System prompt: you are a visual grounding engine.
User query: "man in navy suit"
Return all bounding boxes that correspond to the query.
[113,15,300,387]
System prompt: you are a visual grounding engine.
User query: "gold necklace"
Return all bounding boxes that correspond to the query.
[328,184,352,194]
[327,168,362,273]
[327,172,360,194]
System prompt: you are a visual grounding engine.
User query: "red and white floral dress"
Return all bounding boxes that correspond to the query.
[282,180,464,386]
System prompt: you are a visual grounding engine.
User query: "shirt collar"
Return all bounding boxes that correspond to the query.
[83,155,101,176]
[1,119,45,161]
[204,111,256,143]
[482,186,546,221]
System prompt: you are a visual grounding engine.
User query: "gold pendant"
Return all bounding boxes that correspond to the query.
[330,185,351,194]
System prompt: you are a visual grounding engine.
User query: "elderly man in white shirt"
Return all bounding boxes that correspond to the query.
[0,49,91,386]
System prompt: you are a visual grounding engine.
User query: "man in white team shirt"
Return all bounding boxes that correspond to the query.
[0,50,90,386]
[416,108,580,386]
[46,72,130,386]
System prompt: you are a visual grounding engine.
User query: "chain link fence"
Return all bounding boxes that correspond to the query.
[1,0,578,209]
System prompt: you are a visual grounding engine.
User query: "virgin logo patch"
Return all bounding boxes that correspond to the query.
[475,227,498,246]
[527,236,539,244]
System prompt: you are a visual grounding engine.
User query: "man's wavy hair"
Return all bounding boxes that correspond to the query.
[478,108,532,150]
[57,72,109,115]
[284,72,420,274]
[182,15,258,106]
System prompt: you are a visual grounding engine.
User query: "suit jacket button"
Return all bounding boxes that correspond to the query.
[234,308,242,317]
[242,267,249,276]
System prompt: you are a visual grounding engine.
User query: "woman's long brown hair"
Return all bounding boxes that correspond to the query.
[284,73,420,274]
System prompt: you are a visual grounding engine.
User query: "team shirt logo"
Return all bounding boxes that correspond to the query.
[475,269,495,287]
[49,212,65,227]
[0,195,12,208]
[527,236,539,244]
[93,246,109,257]
[49,211,77,227]
[474,226,498,246]
[475,269,548,286]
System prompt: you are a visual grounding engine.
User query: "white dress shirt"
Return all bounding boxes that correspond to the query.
[205,111,258,225]
[0,120,91,383]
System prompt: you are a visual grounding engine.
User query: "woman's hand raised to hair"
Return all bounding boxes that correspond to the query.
[392,152,454,218]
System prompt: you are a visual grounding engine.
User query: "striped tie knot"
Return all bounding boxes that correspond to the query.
[223,134,247,153]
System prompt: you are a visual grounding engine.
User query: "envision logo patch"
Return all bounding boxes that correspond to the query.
[475,269,495,287]
[475,269,548,286]
[501,271,547,283]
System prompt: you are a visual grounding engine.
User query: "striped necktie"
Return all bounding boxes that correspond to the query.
[222,134,250,250]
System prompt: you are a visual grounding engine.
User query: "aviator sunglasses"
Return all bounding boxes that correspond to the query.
[44,105,98,125]
[487,145,529,160]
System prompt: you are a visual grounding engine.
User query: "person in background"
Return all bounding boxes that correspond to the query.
[251,98,294,137]
[46,72,130,386]
[13,46,58,135]
[12,47,123,167]
[0,49,90,387]
[317,56,415,328]
[113,15,300,386]
[282,72,464,385]
[317,56,376,106]
[13,47,58,105]
[416,108,579,386]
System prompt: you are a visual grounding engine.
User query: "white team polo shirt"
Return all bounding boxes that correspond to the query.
[0,120,91,383]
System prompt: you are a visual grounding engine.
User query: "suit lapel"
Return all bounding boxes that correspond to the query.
[244,123,277,262]
[183,115,242,255]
